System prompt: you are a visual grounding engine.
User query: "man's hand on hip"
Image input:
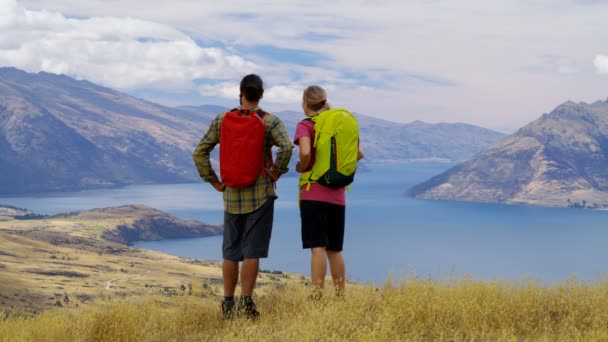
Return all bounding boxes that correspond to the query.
[211,179,226,192]
[265,168,281,182]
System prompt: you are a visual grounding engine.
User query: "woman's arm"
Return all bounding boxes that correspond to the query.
[357,147,364,161]
[296,136,312,173]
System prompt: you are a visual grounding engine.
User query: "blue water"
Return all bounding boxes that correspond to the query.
[2,163,607,284]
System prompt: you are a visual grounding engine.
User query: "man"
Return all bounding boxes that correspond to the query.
[193,74,293,319]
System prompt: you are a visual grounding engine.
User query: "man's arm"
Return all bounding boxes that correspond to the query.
[266,117,293,180]
[193,114,225,192]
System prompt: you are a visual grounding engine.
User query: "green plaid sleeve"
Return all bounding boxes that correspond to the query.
[269,117,293,173]
[192,113,222,182]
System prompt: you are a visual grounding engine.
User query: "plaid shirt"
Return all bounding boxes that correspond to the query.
[193,106,293,214]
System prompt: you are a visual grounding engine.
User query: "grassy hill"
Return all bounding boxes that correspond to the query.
[0,204,222,245]
[1,276,607,341]
[0,205,296,314]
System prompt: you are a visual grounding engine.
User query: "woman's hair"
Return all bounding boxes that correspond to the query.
[303,85,331,112]
[240,74,264,102]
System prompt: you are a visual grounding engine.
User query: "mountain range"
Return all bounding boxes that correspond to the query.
[408,100,608,208]
[0,67,505,195]
[271,111,506,164]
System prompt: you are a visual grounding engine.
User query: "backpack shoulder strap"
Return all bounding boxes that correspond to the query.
[256,109,269,119]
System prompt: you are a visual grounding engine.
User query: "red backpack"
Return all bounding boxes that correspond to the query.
[219,108,269,188]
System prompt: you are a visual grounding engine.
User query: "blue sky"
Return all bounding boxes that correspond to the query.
[1,0,608,131]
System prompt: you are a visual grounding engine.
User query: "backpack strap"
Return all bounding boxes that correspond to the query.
[256,109,268,118]
[228,108,266,118]
[254,109,276,187]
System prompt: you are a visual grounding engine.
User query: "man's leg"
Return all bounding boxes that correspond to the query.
[241,199,274,296]
[221,211,244,318]
[311,247,327,290]
[326,250,345,294]
[240,258,259,296]
[223,259,239,296]
[238,199,274,318]
[239,258,260,319]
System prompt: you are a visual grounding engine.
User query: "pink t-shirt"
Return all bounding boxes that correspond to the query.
[294,120,346,206]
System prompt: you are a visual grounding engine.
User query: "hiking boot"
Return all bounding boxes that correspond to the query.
[238,296,260,319]
[220,300,235,320]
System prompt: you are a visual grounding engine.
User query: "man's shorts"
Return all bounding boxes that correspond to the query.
[223,198,275,261]
[300,200,345,252]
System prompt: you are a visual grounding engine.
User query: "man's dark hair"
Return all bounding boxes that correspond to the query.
[240,74,264,102]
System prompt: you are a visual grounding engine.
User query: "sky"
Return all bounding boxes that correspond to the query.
[1,0,607,131]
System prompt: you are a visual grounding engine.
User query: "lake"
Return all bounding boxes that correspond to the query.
[2,163,607,284]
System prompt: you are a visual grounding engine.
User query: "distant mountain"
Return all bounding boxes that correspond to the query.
[0,67,218,194]
[348,117,505,163]
[256,110,506,164]
[0,67,504,194]
[408,100,608,209]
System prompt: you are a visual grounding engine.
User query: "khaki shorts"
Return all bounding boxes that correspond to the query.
[222,198,275,261]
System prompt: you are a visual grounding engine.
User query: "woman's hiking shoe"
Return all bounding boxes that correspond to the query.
[220,300,235,320]
[238,296,260,319]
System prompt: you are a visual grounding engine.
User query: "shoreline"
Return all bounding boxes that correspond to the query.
[408,195,608,212]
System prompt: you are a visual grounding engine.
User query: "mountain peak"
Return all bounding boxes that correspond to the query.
[408,98,608,209]
[0,67,29,77]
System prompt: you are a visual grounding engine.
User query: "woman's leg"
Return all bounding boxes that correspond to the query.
[326,250,345,294]
[311,247,327,291]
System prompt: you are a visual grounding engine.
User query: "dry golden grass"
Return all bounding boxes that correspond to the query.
[0,230,294,313]
[2,276,608,341]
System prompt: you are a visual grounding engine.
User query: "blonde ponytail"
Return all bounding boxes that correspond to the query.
[303,85,331,112]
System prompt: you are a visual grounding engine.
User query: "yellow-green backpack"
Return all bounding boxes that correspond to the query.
[300,108,360,190]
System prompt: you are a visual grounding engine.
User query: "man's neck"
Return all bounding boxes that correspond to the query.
[241,100,260,109]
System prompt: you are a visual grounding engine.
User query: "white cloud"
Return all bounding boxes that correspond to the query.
[594,55,608,74]
[11,0,608,128]
[264,85,303,104]
[199,83,239,99]
[199,82,303,104]
[0,0,256,90]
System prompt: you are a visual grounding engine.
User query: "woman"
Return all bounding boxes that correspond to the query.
[293,85,364,298]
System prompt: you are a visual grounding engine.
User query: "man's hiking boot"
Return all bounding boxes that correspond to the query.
[238,296,260,319]
[220,300,235,320]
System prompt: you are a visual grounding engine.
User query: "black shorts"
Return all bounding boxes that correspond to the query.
[300,200,345,252]
[223,198,274,261]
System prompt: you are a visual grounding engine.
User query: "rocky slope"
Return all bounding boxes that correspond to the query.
[0,67,216,194]
[408,99,608,208]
